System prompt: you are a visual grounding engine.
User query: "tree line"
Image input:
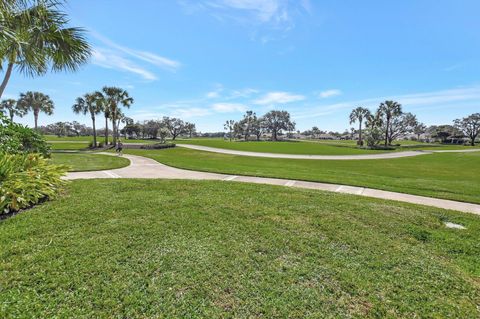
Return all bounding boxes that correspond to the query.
[122,118,196,141]
[224,110,295,141]
[348,101,479,147]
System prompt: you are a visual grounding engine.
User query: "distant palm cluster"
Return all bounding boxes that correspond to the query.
[346,101,479,147]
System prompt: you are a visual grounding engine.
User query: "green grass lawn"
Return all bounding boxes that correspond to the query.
[175,138,389,155]
[175,138,479,155]
[48,141,91,150]
[1,179,479,317]
[124,148,480,204]
[50,153,130,171]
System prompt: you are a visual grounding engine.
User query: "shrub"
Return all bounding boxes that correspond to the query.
[0,114,50,156]
[0,153,68,215]
[140,143,176,150]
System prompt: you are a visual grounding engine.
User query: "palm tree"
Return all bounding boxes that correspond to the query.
[72,93,103,147]
[0,98,26,122]
[349,107,371,146]
[17,91,54,130]
[92,91,109,145]
[102,87,134,146]
[378,100,402,146]
[0,1,91,98]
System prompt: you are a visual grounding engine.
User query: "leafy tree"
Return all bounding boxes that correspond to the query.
[0,98,26,121]
[387,112,418,145]
[17,91,54,130]
[102,87,133,146]
[0,0,91,98]
[236,111,257,141]
[184,122,196,138]
[454,113,480,146]
[413,123,427,140]
[349,107,371,146]
[378,101,402,146]
[310,126,320,139]
[224,120,235,141]
[162,117,185,140]
[431,125,457,143]
[72,93,103,147]
[251,116,263,141]
[262,110,295,141]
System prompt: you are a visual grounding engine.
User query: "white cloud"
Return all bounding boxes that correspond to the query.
[179,0,311,31]
[206,91,221,98]
[229,88,259,98]
[253,91,305,105]
[92,32,181,71]
[92,48,157,81]
[171,107,211,118]
[211,102,247,113]
[319,89,342,98]
[294,85,480,119]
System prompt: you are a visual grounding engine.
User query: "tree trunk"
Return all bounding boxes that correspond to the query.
[384,118,389,146]
[273,130,277,141]
[0,63,14,99]
[34,110,39,130]
[105,116,109,145]
[358,121,363,146]
[112,119,117,146]
[92,116,97,148]
[9,111,14,122]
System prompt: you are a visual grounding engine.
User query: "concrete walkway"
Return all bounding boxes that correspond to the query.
[177,144,480,160]
[65,153,480,215]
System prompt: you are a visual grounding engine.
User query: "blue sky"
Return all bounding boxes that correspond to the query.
[6,0,480,132]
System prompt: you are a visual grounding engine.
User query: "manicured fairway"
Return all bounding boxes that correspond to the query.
[50,153,130,171]
[124,148,480,204]
[175,138,389,155]
[1,179,479,318]
[48,142,90,150]
[175,138,478,154]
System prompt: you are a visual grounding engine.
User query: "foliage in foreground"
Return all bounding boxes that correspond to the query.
[0,153,67,215]
[0,179,479,317]
[0,114,50,156]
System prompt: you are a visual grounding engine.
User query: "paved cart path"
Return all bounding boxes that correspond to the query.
[65,153,480,215]
[176,144,480,160]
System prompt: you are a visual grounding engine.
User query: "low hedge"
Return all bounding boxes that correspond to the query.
[139,143,176,150]
[0,153,68,215]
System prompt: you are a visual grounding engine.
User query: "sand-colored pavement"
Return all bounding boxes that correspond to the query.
[64,153,480,215]
[177,144,480,160]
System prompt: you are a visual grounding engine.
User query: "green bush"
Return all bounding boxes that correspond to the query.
[0,153,68,215]
[0,114,50,156]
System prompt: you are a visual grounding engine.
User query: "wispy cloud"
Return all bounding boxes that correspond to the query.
[90,31,181,80]
[92,48,157,81]
[254,91,305,105]
[294,85,480,119]
[211,102,248,113]
[178,0,311,32]
[318,89,342,98]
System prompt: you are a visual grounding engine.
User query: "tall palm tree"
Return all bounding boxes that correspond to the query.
[17,91,54,130]
[378,100,402,146]
[102,87,134,146]
[0,98,26,121]
[349,107,371,146]
[72,93,103,147]
[0,1,91,98]
[92,91,109,145]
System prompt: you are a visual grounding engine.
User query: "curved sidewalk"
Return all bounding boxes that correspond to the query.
[177,144,459,160]
[65,153,480,215]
